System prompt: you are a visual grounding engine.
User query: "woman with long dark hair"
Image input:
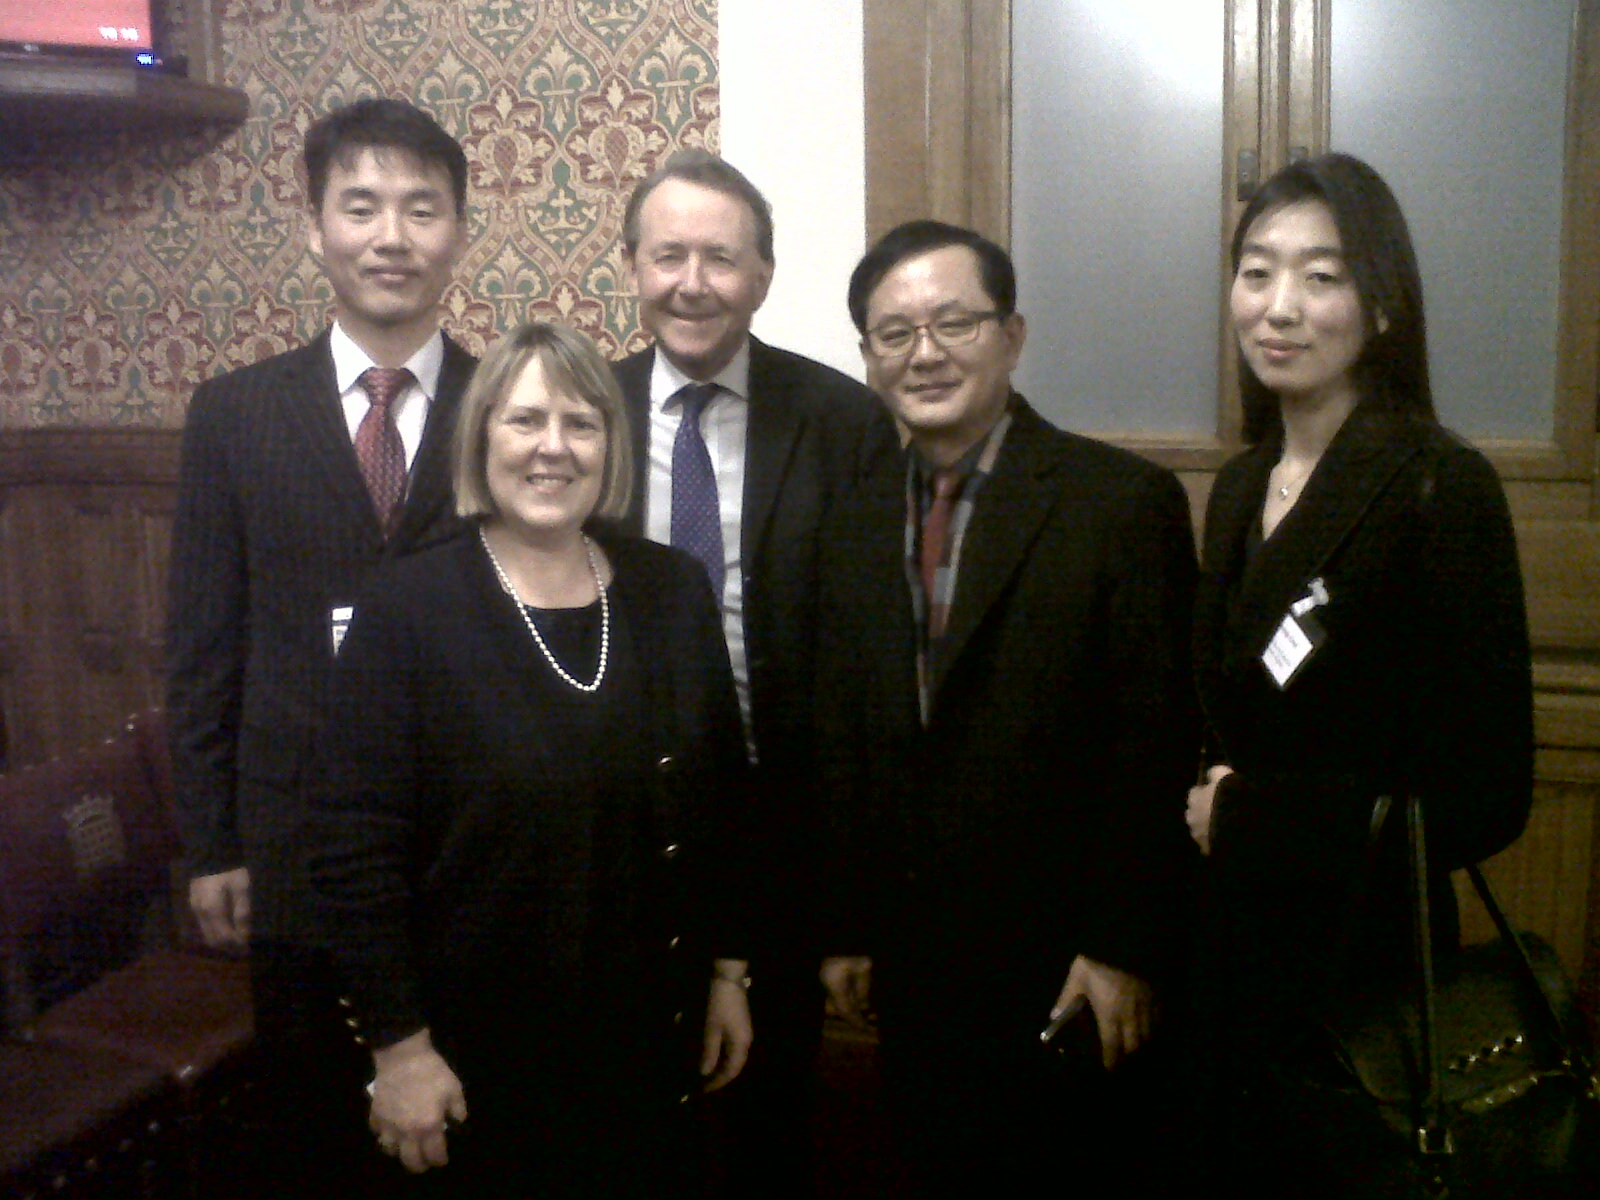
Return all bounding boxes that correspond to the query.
[1185,153,1533,1193]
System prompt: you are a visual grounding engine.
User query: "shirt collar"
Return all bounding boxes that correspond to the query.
[329,321,445,399]
[650,339,752,411]
[910,398,1013,494]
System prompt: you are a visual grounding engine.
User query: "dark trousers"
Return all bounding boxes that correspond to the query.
[232,940,389,1199]
[368,1015,709,1199]
[868,952,1183,1200]
[710,764,830,1199]
[708,952,825,1199]
[878,1033,1180,1199]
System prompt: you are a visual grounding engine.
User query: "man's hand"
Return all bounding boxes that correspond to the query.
[700,960,753,1092]
[370,1028,467,1174]
[820,956,873,1030]
[1186,763,1234,856]
[1051,955,1156,1070]
[188,867,251,950]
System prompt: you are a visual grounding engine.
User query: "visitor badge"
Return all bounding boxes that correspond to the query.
[1262,579,1329,689]
[330,605,354,654]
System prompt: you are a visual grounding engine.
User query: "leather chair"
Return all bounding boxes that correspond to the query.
[0,711,255,1193]
[0,1039,175,1198]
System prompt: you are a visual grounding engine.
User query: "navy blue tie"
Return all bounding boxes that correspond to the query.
[671,382,724,596]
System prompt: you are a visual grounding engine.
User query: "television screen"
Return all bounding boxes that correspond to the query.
[0,0,156,60]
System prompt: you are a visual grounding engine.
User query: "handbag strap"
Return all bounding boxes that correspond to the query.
[1403,797,1451,1157]
[1380,796,1591,1160]
[1463,861,1587,1061]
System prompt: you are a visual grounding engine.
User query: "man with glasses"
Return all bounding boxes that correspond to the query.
[815,220,1198,1192]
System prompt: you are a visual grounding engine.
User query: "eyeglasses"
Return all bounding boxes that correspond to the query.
[863,310,1004,358]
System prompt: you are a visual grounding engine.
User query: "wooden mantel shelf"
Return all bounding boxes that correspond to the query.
[0,60,247,133]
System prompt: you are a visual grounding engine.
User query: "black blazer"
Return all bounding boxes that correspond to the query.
[308,533,749,1049]
[1194,405,1532,994]
[815,399,1200,1035]
[611,339,887,957]
[165,331,475,940]
[611,338,884,781]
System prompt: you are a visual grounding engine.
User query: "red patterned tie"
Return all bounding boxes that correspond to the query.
[355,367,412,535]
[920,468,960,616]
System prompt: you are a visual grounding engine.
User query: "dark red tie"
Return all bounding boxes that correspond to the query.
[920,468,960,605]
[355,367,412,535]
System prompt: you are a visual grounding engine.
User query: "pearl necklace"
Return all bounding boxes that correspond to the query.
[479,527,609,693]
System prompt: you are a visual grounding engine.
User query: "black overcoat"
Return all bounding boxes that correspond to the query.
[815,398,1201,1048]
[1194,404,1533,1009]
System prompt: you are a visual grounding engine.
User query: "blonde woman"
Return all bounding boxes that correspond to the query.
[314,321,752,1196]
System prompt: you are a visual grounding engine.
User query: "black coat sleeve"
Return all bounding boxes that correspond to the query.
[1402,444,1533,866]
[166,379,249,877]
[307,580,429,1049]
[1072,464,1201,981]
[810,469,901,959]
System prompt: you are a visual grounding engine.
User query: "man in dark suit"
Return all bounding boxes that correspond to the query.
[612,150,883,1196]
[165,98,475,1190]
[816,220,1199,1194]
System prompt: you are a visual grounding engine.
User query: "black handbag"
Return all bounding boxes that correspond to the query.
[1299,796,1600,1198]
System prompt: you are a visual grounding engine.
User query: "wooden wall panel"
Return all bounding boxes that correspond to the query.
[1458,782,1596,975]
[1521,521,1600,651]
[0,431,179,766]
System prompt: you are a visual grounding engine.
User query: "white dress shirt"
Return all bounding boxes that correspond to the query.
[645,343,754,754]
[329,321,443,473]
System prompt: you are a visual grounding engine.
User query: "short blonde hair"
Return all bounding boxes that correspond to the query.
[453,321,634,522]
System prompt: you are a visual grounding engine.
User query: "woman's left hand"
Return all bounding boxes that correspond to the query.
[1186,764,1235,855]
[369,1028,467,1174]
[700,959,752,1092]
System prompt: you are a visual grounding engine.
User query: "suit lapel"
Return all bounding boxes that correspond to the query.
[928,403,1061,701]
[1225,406,1424,665]
[612,348,653,538]
[1194,442,1272,713]
[277,334,383,539]
[854,449,923,729]
[392,335,473,546]
[742,338,805,569]
[612,339,807,564]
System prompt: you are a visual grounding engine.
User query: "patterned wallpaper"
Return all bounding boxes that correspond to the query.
[0,0,718,427]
